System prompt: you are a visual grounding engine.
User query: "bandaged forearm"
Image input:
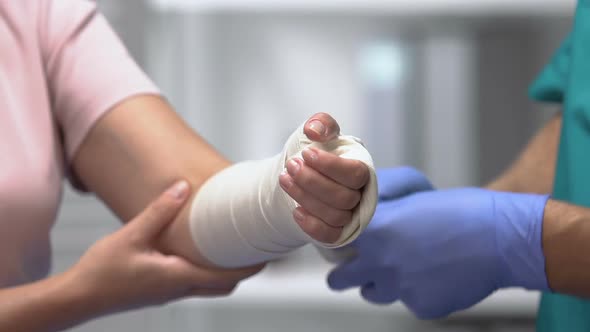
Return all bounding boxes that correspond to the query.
[189,125,377,268]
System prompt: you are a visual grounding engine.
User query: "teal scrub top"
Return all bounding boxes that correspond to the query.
[529,1,590,330]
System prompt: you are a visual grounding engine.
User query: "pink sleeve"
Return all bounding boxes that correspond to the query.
[40,0,161,163]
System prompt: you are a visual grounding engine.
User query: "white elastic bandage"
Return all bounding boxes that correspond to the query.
[189,124,378,268]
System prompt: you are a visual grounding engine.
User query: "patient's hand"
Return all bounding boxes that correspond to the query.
[279,113,370,244]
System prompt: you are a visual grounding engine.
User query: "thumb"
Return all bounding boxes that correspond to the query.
[327,259,368,291]
[304,112,341,143]
[127,180,191,241]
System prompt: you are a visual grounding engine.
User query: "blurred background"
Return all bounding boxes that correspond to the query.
[52,0,574,331]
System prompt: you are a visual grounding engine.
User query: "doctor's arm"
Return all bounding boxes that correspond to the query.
[480,111,590,295]
[486,111,561,193]
[485,111,590,292]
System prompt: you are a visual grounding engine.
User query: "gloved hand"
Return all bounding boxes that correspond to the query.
[376,167,434,201]
[327,188,550,319]
[316,167,434,263]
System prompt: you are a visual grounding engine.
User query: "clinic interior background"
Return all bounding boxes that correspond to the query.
[52,0,574,331]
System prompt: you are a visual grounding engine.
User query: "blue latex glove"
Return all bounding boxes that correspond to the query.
[320,167,432,263]
[376,167,434,201]
[328,188,550,319]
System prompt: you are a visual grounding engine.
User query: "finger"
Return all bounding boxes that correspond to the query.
[302,148,370,190]
[126,181,191,241]
[293,207,343,243]
[303,112,341,142]
[361,282,400,305]
[377,167,433,201]
[286,157,361,210]
[280,173,351,228]
[327,259,368,290]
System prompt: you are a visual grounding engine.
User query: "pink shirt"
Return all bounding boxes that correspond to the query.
[0,0,158,286]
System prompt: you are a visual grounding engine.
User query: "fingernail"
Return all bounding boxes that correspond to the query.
[279,172,293,190]
[287,158,301,176]
[302,148,318,162]
[309,120,326,136]
[168,181,189,200]
[293,209,306,222]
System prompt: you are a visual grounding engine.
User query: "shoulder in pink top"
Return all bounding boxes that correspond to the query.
[0,0,159,286]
